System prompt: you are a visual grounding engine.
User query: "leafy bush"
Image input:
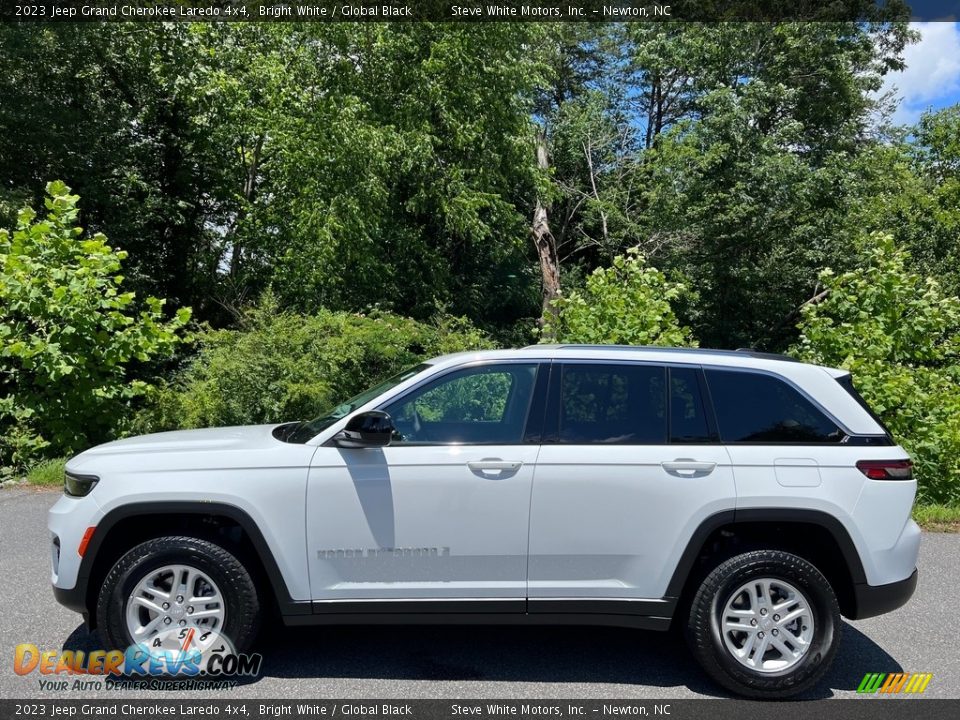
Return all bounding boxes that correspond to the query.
[793,232,960,504]
[544,248,697,347]
[134,295,494,432]
[0,182,189,471]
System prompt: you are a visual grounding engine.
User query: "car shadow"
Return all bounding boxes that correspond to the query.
[62,620,900,698]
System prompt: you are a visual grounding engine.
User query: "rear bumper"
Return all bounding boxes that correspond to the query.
[851,568,918,620]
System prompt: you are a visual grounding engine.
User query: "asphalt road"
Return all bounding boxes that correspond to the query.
[1,486,957,700]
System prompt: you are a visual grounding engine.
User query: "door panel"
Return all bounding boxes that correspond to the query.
[528,362,736,600]
[529,444,734,599]
[307,445,538,599]
[306,361,543,601]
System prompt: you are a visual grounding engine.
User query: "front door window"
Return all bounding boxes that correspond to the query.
[384,363,538,444]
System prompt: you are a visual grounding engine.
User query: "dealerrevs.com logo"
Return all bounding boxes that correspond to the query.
[857,672,933,695]
[14,629,262,691]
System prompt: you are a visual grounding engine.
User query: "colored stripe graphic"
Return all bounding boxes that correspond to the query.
[858,672,932,694]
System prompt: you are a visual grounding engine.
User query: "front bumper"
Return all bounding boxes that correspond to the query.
[49,491,103,627]
[851,568,918,620]
[52,583,90,622]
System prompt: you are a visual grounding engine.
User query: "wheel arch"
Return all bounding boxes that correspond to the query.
[667,509,867,620]
[78,501,308,628]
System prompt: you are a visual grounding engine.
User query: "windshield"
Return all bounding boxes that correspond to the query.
[281,364,431,443]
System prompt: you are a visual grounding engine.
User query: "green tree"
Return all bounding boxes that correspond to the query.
[620,22,912,349]
[0,182,190,470]
[793,233,960,504]
[0,25,217,315]
[258,24,544,330]
[834,107,960,303]
[903,106,960,295]
[544,248,696,347]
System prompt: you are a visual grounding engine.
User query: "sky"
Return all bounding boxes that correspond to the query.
[880,22,960,125]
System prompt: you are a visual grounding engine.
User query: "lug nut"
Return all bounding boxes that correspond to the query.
[758,631,764,639]
[750,619,758,626]
[773,614,780,621]
[164,617,172,625]
[176,595,184,604]
[187,606,194,614]
[772,629,779,636]
[162,602,170,610]
[760,608,768,616]
[179,620,186,626]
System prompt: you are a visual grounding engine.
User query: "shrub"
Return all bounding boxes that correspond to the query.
[134,294,494,432]
[793,232,960,504]
[0,182,189,471]
[544,248,696,347]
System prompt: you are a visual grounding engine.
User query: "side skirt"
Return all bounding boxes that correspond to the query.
[282,598,674,631]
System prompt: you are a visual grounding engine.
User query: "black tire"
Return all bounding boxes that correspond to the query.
[96,536,261,653]
[687,550,841,699]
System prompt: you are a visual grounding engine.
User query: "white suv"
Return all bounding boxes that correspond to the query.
[49,345,919,697]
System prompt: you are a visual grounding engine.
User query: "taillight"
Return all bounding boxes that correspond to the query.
[856,459,913,480]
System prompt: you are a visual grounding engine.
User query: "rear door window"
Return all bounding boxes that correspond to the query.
[558,364,666,444]
[704,369,843,443]
[670,367,713,443]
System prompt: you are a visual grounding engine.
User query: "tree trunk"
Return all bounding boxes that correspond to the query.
[230,133,265,277]
[533,128,561,339]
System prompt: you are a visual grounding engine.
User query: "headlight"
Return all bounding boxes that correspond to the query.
[64,472,99,497]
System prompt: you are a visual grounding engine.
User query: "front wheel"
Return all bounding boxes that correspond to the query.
[96,536,261,653]
[686,550,841,699]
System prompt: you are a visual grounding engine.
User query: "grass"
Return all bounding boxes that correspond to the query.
[913,503,960,533]
[25,456,67,487]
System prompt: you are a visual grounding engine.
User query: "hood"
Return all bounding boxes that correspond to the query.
[80,424,282,456]
[65,424,315,474]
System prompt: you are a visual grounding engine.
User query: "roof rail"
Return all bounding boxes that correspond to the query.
[523,344,798,363]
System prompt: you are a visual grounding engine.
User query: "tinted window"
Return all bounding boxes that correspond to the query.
[384,364,538,444]
[670,368,712,443]
[705,369,843,443]
[559,364,666,444]
[836,374,892,437]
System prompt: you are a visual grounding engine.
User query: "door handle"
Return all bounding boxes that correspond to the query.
[467,460,523,471]
[661,459,716,478]
[467,460,522,478]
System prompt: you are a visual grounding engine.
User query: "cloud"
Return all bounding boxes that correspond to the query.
[879,22,960,126]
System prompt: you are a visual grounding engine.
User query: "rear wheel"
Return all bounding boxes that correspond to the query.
[687,550,840,698]
[96,536,261,653]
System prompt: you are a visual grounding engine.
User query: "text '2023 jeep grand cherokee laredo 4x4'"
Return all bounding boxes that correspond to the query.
[49,345,919,698]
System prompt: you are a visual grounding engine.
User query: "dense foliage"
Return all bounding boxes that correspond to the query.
[132,296,491,433]
[794,234,960,504]
[0,183,189,471]
[0,24,544,330]
[545,248,695,347]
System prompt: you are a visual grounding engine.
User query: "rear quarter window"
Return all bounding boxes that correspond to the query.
[835,373,893,438]
[705,369,844,444]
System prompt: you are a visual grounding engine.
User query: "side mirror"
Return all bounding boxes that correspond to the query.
[333,411,394,448]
